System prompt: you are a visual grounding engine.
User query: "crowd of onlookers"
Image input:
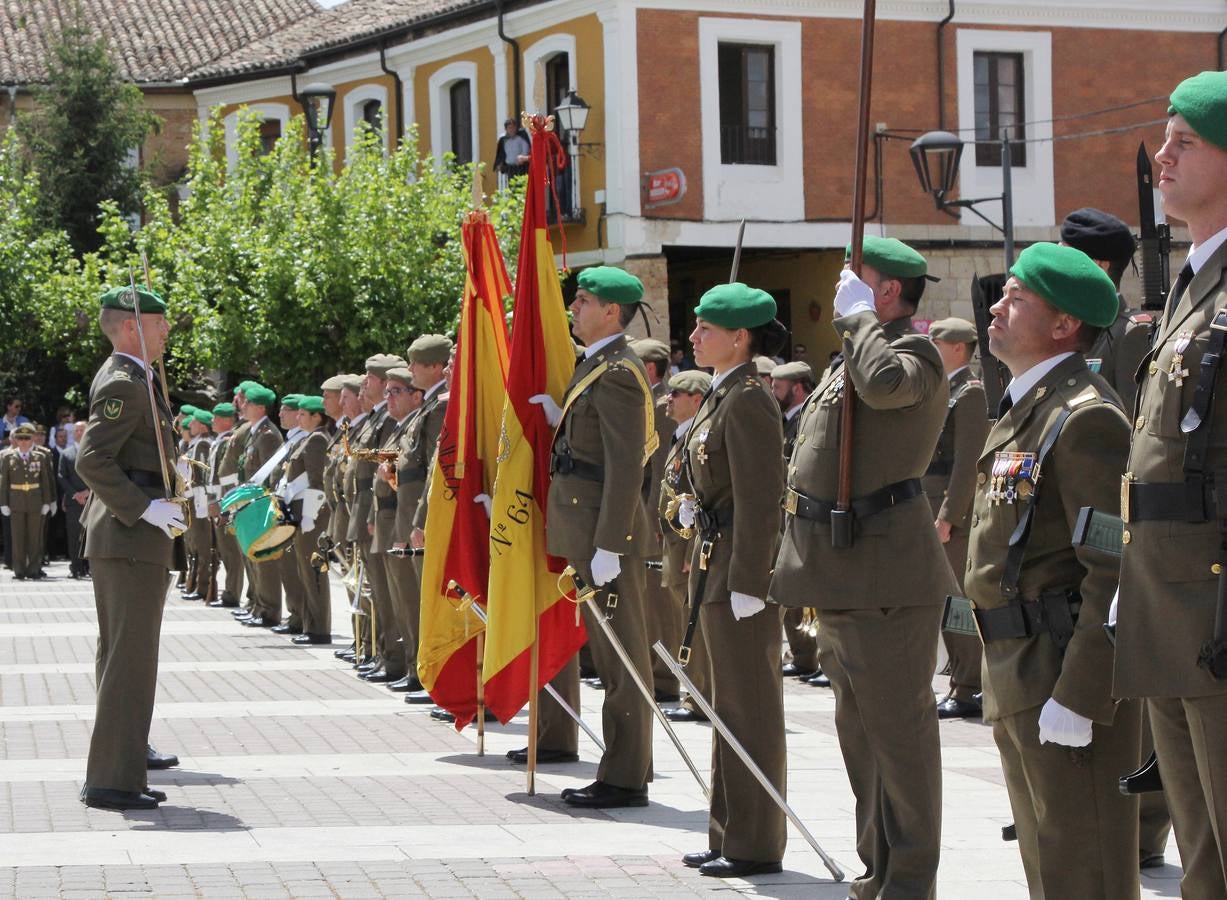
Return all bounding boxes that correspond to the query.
[0,396,91,577]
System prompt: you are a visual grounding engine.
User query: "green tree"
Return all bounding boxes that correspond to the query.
[16,2,157,255]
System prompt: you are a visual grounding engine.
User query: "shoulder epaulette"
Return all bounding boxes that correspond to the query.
[1067,389,1100,410]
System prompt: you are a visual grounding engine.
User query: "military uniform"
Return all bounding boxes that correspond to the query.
[239,411,284,623]
[284,414,331,640]
[923,360,990,707]
[967,353,1139,899]
[207,413,240,606]
[771,237,952,899]
[216,416,251,607]
[0,430,55,578]
[183,428,214,599]
[370,400,417,682]
[1087,299,1154,411]
[77,333,177,798]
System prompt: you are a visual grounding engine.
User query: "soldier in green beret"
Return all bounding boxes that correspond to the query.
[206,401,241,608]
[966,242,1139,897]
[234,385,285,629]
[1114,70,1227,894]
[283,395,332,644]
[676,281,787,877]
[270,394,309,635]
[76,284,182,809]
[770,236,952,897]
[180,410,215,602]
[215,383,257,612]
[923,318,990,720]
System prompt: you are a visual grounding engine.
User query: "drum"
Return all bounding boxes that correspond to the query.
[220,485,297,562]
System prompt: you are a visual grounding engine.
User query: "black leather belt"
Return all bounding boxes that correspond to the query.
[783,478,923,522]
[1123,478,1217,523]
[974,590,1081,649]
[376,496,397,510]
[124,469,164,488]
[551,452,604,483]
[926,459,952,477]
[357,478,374,492]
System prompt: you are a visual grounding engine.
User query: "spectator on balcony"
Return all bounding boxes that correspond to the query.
[494,118,530,180]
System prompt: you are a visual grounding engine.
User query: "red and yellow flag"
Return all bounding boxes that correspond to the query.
[482,118,584,722]
[416,210,512,729]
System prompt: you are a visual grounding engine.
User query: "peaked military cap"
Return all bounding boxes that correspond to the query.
[771,361,815,382]
[1009,243,1118,329]
[298,395,325,415]
[320,374,347,391]
[629,338,670,368]
[577,266,645,304]
[928,317,977,345]
[11,423,34,437]
[385,366,415,388]
[339,374,364,394]
[1169,70,1227,152]
[365,354,406,377]
[846,236,937,281]
[668,370,713,394]
[212,402,236,417]
[244,385,276,407]
[99,285,167,313]
[694,282,777,330]
[754,355,777,375]
[407,334,453,365]
[1060,208,1136,263]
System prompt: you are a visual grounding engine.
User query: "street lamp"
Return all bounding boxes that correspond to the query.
[554,91,590,219]
[909,129,1015,269]
[299,82,337,158]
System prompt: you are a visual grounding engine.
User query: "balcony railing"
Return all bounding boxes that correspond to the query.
[720,124,777,166]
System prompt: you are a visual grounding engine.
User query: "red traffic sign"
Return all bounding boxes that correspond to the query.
[642,168,687,209]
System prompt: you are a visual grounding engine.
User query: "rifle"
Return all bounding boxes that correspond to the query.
[1136,142,1170,315]
[970,274,1010,415]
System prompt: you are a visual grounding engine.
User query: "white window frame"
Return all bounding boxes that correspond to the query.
[428,61,479,166]
[342,83,390,160]
[522,33,577,117]
[222,102,290,170]
[956,29,1054,228]
[698,17,803,222]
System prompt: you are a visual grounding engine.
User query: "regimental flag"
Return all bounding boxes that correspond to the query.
[416,209,513,729]
[482,117,584,723]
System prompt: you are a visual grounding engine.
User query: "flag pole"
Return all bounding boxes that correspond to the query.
[475,632,486,756]
[527,624,539,795]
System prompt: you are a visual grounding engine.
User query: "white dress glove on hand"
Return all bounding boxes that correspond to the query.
[140,499,187,539]
[1107,588,1119,628]
[41,503,53,516]
[678,497,697,529]
[474,493,493,517]
[590,547,622,586]
[529,394,563,428]
[1037,697,1093,748]
[0,506,9,516]
[300,517,315,534]
[730,591,766,620]
[834,268,877,318]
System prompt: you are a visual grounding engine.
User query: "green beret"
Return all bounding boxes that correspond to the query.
[407,334,453,365]
[192,409,214,427]
[245,385,276,407]
[630,339,670,368]
[212,402,236,417]
[98,285,167,314]
[179,404,198,417]
[281,394,303,410]
[771,361,815,383]
[365,354,406,377]
[577,266,644,304]
[928,317,977,345]
[754,355,776,375]
[298,395,325,415]
[694,282,777,330]
[340,374,363,394]
[385,366,415,388]
[1168,71,1227,152]
[845,235,933,280]
[320,375,347,391]
[179,416,195,429]
[668,370,712,394]
[1009,243,1118,329]
[237,380,261,395]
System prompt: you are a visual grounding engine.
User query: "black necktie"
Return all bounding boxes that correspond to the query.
[998,392,1014,418]
[1165,262,1195,320]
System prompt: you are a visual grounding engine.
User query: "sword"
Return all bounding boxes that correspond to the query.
[653,640,846,882]
[729,219,746,283]
[447,581,605,751]
[562,567,710,799]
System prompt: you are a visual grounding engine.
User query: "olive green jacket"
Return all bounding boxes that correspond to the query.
[1116,239,1227,699]
[0,447,55,511]
[546,333,654,561]
[684,362,784,603]
[1087,295,1153,413]
[343,405,392,545]
[286,427,329,526]
[324,418,349,543]
[771,312,954,610]
[404,384,447,536]
[238,417,283,483]
[76,354,177,567]
[922,367,990,530]
[658,426,693,591]
[965,354,1128,723]
[642,381,673,551]
[371,412,414,552]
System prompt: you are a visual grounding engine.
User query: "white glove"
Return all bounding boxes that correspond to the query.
[1038,697,1093,748]
[41,503,53,516]
[300,516,315,533]
[834,268,877,318]
[678,496,697,529]
[0,506,8,516]
[175,459,191,481]
[590,547,622,586]
[140,499,187,538]
[935,632,950,677]
[529,393,563,428]
[730,591,766,620]
[474,493,492,516]
[1107,588,1119,628]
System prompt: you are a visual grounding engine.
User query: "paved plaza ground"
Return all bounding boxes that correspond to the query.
[0,561,1185,898]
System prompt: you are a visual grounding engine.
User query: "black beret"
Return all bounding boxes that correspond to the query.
[1059,208,1136,263]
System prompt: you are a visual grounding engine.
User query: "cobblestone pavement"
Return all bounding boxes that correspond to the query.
[0,561,1182,898]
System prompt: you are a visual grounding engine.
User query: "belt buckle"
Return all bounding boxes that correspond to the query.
[783,489,799,516]
[699,539,713,571]
[1120,472,1132,523]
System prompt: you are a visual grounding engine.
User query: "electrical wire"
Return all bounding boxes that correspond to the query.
[884,94,1169,135]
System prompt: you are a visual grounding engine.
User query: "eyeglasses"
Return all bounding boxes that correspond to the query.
[385,387,409,396]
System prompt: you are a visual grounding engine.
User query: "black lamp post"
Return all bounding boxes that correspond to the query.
[553,91,590,218]
[300,82,337,158]
[910,129,1015,269]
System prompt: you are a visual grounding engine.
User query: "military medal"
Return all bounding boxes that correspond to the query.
[1169,332,1193,386]
[696,428,710,465]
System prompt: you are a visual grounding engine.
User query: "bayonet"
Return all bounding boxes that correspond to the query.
[1137,142,1170,313]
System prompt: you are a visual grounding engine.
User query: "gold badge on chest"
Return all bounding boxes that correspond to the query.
[988,451,1038,505]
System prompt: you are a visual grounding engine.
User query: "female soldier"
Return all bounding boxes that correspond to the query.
[678,282,788,878]
[285,395,331,644]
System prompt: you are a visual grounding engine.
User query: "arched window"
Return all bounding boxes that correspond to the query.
[360,99,383,135]
[449,81,473,164]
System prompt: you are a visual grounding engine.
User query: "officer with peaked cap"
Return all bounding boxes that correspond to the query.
[0,423,55,579]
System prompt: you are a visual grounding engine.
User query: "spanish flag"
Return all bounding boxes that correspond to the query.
[482,118,585,722]
[416,209,512,729]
